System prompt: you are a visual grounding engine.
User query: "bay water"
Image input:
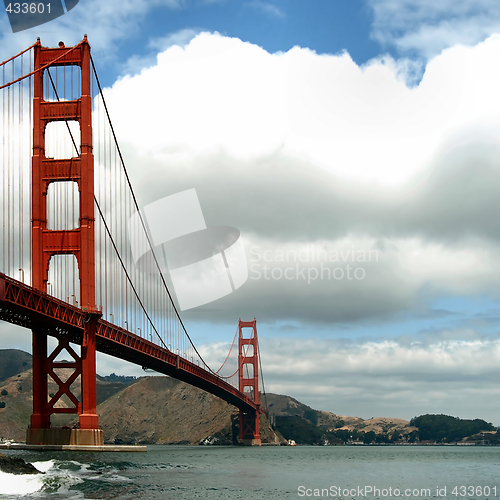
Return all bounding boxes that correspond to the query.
[0,445,498,499]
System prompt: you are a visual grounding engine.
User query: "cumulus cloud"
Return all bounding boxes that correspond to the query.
[368,0,500,59]
[121,29,202,76]
[4,32,500,327]
[93,33,500,326]
[105,33,500,186]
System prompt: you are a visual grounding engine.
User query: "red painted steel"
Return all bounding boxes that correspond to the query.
[238,319,261,444]
[31,37,98,435]
[46,333,81,414]
[79,313,100,429]
[32,37,95,309]
[31,330,49,428]
[42,157,81,181]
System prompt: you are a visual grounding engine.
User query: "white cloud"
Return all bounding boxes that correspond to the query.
[105,33,500,189]
[369,0,500,58]
[0,0,186,65]
[107,32,289,162]
[93,32,500,326]
[245,1,285,18]
[4,33,500,325]
[121,29,202,76]
[149,29,202,51]
[200,335,500,424]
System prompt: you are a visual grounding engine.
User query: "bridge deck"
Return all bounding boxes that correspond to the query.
[0,273,261,414]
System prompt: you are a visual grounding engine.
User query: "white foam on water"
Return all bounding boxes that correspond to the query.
[0,470,45,495]
[0,458,131,497]
[31,460,55,473]
[99,473,132,483]
[78,463,90,474]
[42,461,84,490]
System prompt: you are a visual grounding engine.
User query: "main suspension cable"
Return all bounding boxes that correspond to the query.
[45,64,168,350]
[258,338,269,417]
[214,324,239,374]
[0,42,83,90]
[90,53,217,373]
[0,41,37,67]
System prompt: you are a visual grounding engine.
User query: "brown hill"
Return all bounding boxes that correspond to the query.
[265,392,416,442]
[97,376,281,445]
[0,368,33,441]
[0,365,281,445]
[341,416,416,436]
[0,367,130,441]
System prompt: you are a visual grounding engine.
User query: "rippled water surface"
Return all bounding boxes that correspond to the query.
[0,445,499,499]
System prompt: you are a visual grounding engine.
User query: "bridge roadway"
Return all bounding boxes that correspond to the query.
[0,272,261,414]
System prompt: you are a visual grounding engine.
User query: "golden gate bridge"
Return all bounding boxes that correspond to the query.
[0,36,264,448]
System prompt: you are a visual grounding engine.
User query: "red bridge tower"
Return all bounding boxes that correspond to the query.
[28,37,102,446]
[238,319,261,445]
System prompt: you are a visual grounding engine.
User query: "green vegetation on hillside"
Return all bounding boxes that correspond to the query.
[268,393,498,445]
[101,373,137,385]
[0,350,31,383]
[95,375,131,405]
[275,415,326,444]
[410,414,495,443]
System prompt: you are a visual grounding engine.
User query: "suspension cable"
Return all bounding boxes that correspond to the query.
[45,64,168,350]
[257,338,269,417]
[214,324,239,374]
[218,343,251,380]
[0,42,83,90]
[90,53,217,373]
[94,199,167,347]
[0,41,37,67]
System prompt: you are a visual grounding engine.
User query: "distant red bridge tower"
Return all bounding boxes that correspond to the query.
[238,319,261,445]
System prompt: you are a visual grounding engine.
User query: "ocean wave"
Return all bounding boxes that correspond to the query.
[0,470,46,496]
[0,457,140,498]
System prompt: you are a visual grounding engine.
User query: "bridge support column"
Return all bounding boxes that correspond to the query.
[79,313,101,435]
[238,319,261,446]
[30,329,50,430]
[27,323,103,446]
[239,410,261,446]
[73,311,103,445]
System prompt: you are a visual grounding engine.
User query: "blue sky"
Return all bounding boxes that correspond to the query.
[2,0,500,423]
[122,1,379,68]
